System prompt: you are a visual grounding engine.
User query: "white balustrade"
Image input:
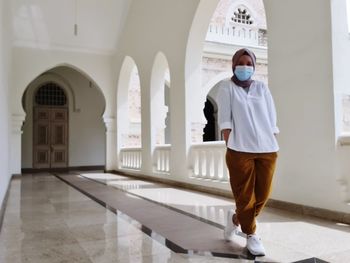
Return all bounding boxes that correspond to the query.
[120,147,142,170]
[189,141,229,183]
[153,144,171,174]
[206,24,262,47]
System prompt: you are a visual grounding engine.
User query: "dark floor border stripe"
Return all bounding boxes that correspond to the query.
[22,165,105,174]
[54,174,264,262]
[0,176,14,234]
[72,173,331,263]
[291,257,330,263]
[76,172,249,238]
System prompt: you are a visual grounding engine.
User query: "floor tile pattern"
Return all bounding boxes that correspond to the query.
[0,173,349,262]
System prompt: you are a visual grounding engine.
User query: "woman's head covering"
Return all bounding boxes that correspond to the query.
[231,48,256,88]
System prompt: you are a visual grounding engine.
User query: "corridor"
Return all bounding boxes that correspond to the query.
[0,173,349,262]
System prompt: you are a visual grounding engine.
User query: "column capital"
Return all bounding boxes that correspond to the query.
[11,113,26,134]
[103,116,116,132]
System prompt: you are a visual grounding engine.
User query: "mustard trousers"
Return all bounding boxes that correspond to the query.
[226,148,277,235]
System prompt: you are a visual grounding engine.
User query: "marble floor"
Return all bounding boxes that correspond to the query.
[0,173,349,263]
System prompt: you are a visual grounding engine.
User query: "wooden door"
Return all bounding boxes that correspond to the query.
[33,107,68,169]
[50,108,68,167]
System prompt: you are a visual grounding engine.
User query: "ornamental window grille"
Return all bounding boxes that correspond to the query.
[231,8,253,25]
[35,83,67,106]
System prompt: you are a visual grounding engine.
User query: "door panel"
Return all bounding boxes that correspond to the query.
[33,107,68,169]
[33,108,50,168]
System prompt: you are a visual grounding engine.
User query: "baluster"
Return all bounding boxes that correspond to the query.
[134,151,137,168]
[162,150,165,172]
[208,149,212,180]
[201,150,207,179]
[194,150,199,177]
[157,150,160,172]
[138,152,142,169]
[218,150,224,181]
[121,152,124,168]
[166,150,170,172]
[213,149,220,181]
[131,152,134,168]
[126,152,129,168]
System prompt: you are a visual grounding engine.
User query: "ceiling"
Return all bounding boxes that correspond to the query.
[11,0,131,54]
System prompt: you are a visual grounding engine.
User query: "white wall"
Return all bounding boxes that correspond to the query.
[264,0,348,212]
[331,0,350,137]
[0,0,12,208]
[21,66,106,168]
[331,0,350,204]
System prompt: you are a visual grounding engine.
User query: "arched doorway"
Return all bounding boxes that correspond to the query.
[32,83,68,168]
[21,66,106,171]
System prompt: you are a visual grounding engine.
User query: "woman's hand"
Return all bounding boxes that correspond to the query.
[222,129,231,145]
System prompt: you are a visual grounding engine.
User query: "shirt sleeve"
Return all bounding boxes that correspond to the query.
[264,85,280,134]
[217,82,232,131]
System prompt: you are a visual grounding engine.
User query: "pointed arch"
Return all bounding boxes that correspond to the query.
[150,52,171,145]
[116,56,142,148]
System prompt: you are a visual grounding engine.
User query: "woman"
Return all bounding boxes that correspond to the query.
[217,48,279,256]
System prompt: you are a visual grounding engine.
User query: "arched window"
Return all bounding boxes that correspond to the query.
[231,8,253,25]
[35,83,67,106]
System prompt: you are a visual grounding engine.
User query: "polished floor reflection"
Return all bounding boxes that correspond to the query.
[0,173,349,263]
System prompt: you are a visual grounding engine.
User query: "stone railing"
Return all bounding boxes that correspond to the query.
[189,141,229,183]
[206,24,261,47]
[119,147,142,170]
[153,144,171,174]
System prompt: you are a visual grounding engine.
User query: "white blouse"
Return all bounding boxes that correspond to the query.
[217,79,279,153]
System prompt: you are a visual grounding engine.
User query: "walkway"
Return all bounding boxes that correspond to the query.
[1,173,349,262]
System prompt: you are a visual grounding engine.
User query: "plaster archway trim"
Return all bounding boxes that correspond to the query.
[185,0,220,125]
[203,72,231,97]
[16,62,108,117]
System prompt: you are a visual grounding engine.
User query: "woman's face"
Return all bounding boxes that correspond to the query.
[235,55,253,67]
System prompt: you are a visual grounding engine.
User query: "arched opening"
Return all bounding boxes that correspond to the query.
[202,97,217,142]
[202,80,225,142]
[150,52,171,146]
[21,66,106,171]
[186,0,269,143]
[116,56,142,150]
[127,66,142,147]
[164,79,171,144]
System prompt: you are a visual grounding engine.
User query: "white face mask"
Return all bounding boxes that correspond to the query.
[234,66,254,81]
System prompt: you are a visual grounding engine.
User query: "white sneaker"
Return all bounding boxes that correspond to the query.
[223,209,239,241]
[246,234,266,256]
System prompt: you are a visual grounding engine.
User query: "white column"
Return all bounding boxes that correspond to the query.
[169,73,191,181]
[104,117,117,171]
[10,114,25,175]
